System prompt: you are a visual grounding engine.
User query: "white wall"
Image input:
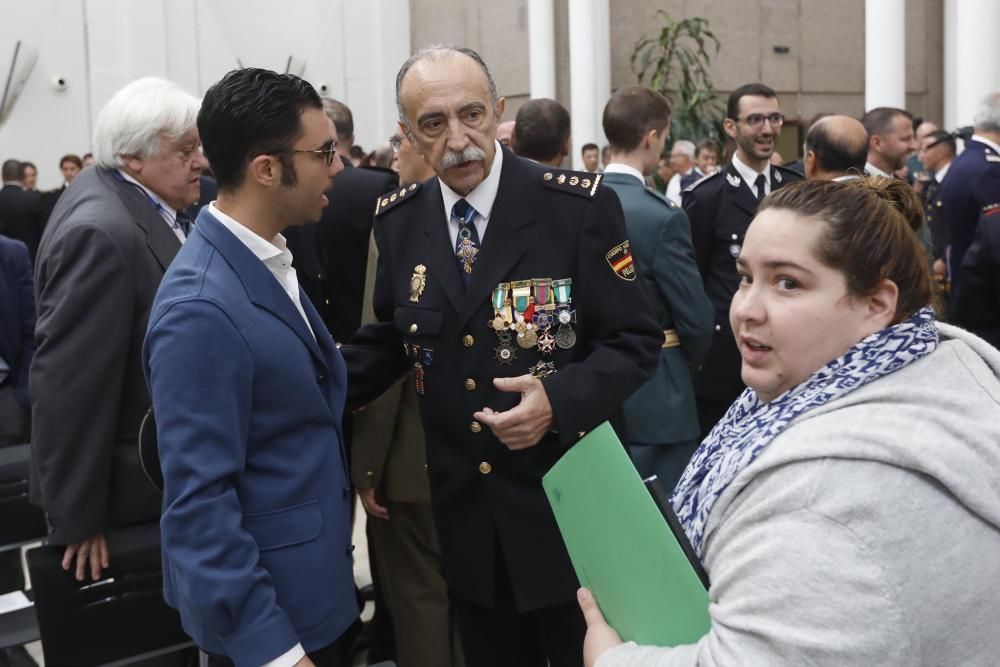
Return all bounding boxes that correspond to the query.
[0,0,410,190]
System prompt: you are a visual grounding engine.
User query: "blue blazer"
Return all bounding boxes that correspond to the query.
[143,210,356,667]
[604,172,713,445]
[0,235,35,409]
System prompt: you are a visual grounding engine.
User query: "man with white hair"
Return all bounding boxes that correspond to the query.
[934,91,1000,305]
[30,77,206,582]
[664,139,695,204]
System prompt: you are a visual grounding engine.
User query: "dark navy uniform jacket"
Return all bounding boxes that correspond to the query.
[935,138,1000,301]
[343,147,661,612]
[682,160,802,405]
[953,203,1000,348]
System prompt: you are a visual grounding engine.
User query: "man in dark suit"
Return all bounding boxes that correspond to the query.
[30,76,205,582]
[601,86,713,490]
[0,160,45,262]
[306,98,398,343]
[145,68,360,667]
[916,130,956,286]
[511,98,571,168]
[352,133,463,667]
[935,92,1000,305]
[683,83,802,436]
[953,202,1000,346]
[0,235,34,448]
[343,46,661,667]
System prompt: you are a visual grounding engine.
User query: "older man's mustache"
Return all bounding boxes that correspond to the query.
[441,146,486,169]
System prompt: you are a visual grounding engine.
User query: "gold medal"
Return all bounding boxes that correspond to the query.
[517,327,538,349]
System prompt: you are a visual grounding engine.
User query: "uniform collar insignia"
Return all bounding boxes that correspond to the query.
[726,172,741,188]
[774,169,782,183]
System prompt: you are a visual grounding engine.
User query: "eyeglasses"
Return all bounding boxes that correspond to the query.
[276,140,339,166]
[389,136,402,153]
[735,113,785,128]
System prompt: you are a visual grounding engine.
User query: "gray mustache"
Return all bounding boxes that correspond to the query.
[441,146,486,169]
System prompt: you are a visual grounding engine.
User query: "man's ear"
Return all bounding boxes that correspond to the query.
[123,155,144,174]
[866,278,899,330]
[804,151,817,178]
[723,118,737,140]
[494,96,506,121]
[249,154,279,187]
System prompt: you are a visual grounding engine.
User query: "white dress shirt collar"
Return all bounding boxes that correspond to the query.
[207,203,314,338]
[731,152,770,197]
[603,162,645,184]
[935,161,951,183]
[972,134,1000,156]
[117,169,186,242]
[865,161,891,178]
[440,141,504,241]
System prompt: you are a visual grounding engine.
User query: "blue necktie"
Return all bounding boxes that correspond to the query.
[175,211,193,237]
[453,199,480,286]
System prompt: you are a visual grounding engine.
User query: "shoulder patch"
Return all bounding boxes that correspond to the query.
[374,182,421,217]
[541,169,602,198]
[983,203,1000,217]
[683,170,721,193]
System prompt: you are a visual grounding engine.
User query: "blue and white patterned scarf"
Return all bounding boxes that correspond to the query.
[672,306,939,559]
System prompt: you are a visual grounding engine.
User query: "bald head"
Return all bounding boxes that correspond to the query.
[804,115,869,180]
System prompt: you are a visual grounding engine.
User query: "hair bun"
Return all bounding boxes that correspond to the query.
[853,176,924,232]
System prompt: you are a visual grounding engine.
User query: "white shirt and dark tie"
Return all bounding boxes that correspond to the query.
[731,153,770,201]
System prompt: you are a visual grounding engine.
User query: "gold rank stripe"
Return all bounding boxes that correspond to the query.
[590,173,602,197]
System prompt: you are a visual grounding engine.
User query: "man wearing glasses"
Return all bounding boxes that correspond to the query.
[682,82,802,437]
[144,68,362,667]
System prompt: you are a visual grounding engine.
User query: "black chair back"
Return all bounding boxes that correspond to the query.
[0,444,47,545]
[27,522,192,666]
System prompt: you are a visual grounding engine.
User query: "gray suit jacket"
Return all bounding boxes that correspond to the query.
[604,171,713,445]
[30,166,180,543]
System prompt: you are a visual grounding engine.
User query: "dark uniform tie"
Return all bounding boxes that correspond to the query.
[453,199,480,286]
[175,210,193,238]
[754,174,767,203]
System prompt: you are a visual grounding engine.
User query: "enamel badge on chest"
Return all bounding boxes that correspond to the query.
[409,264,427,302]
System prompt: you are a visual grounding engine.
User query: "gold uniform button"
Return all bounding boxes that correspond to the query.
[464,378,477,391]
[479,461,492,475]
[463,334,475,347]
[409,323,418,334]
[469,421,482,433]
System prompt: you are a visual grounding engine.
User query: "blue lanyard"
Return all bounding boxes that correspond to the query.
[112,169,185,234]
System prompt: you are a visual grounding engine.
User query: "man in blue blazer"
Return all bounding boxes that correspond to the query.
[143,69,369,667]
[601,87,714,490]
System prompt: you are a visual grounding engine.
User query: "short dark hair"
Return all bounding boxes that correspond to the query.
[727,83,777,120]
[322,98,353,142]
[806,120,868,174]
[59,154,82,169]
[349,145,366,160]
[695,138,721,158]
[1,160,21,181]
[513,98,571,162]
[20,161,36,174]
[924,130,956,156]
[861,107,913,138]
[602,86,672,153]
[581,142,599,154]
[198,68,322,190]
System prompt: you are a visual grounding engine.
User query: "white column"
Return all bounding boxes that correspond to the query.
[528,0,555,99]
[864,0,906,111]
[568,0,610,170]
[945,0,1000,129]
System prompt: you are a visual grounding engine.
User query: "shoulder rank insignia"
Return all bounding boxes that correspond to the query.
[683,170,720,193]
[606,240,636,281]
[374,182,421,217]
[542,169,602,198]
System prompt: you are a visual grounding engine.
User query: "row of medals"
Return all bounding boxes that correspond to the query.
[490,278,576,373]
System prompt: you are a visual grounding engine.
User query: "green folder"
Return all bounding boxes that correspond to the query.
[542,421,711,646]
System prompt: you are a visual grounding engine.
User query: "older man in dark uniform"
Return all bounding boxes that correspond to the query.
[682,83,802,436]
[344,46,661,667]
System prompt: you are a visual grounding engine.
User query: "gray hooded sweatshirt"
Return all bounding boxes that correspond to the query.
[598,323,1000,666]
